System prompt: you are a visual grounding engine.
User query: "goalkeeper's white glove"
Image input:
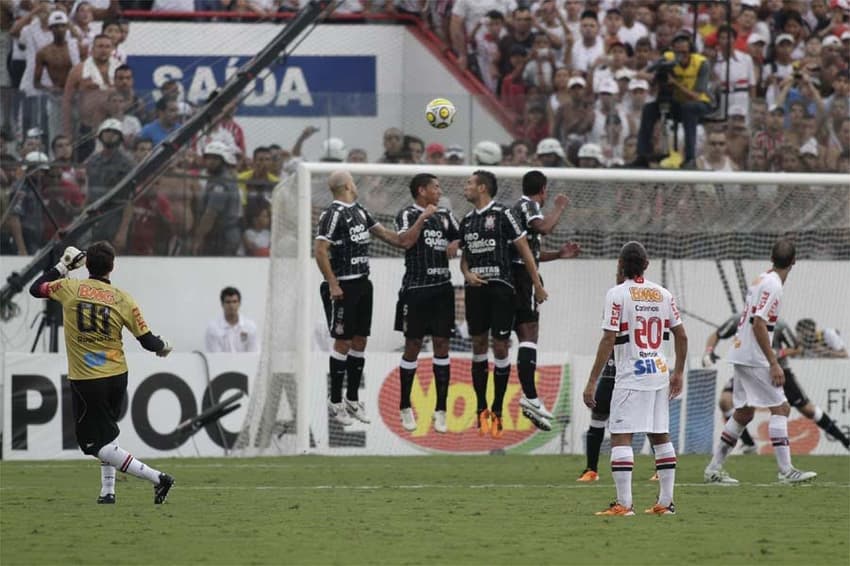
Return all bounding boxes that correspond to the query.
[156,339,173,358]
[55,246,86,276]
[702,350,719,368]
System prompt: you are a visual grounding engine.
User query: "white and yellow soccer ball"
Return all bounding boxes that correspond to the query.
[425,98,456,129]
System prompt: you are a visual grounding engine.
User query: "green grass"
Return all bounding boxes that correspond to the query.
[1,455,848,565]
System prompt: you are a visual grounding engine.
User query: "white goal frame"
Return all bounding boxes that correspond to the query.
[286,163,848,454]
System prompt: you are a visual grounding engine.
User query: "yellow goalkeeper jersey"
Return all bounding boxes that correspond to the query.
[45,277,151,380]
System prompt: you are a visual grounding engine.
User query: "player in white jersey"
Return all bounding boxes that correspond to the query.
[583,242,688,517]
[704,239,817,485]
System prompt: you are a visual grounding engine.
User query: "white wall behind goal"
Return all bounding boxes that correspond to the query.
[2,256,848,358]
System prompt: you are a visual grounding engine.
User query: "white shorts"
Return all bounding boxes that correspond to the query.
[731,364,787,408]
[608,387,670,434]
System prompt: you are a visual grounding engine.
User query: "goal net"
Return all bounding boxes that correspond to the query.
[234,164,849,456]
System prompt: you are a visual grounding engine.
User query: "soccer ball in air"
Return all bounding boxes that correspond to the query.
[425,98,456,129]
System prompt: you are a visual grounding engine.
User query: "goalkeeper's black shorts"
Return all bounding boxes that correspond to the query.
[69,372,127,456]
[394,283,454,340]
[321,277,373,340]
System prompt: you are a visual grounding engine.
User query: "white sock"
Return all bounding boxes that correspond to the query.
[653,442,676,507]
[709,418,745,470]
[97,443,161,485]
[813,406,824,422]
[100,463,115,497]
[611,445,634,509]
[769,414,792,473]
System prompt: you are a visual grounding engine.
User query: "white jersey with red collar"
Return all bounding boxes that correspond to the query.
[728,270,783,367]
[601,276,682,391]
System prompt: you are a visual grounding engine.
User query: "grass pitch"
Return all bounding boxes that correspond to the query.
[1,454,847,565]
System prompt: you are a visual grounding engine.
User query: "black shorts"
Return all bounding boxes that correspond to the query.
[321,277,373,340]
[782,368,808,409]
[69,373,127,456]
[394,284,455,339]
[594,377,615,416]
[512,264,540,327]
[465,282,515,338]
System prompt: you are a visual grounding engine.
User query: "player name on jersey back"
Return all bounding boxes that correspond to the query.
[395,205,460,290]
[602,277,682,390]
[316,200,378,279]
[727,270,782,367]
[510,196,543,264]
[460,201,525,287]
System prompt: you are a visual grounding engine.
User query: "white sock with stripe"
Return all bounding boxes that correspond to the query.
[708,417,745,470]
[100,463,115,497]
[97,443,161,485]
[653,442,676,507]
[769,414,792,474]
[611,445,634,509]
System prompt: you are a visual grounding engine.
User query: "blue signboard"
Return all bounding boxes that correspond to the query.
[127,55,377,117]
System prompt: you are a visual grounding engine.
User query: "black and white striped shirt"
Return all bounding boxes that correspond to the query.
[395,205,460,290]
[510,196,544,265]
[315,200,378,279]
[459,201,525,288]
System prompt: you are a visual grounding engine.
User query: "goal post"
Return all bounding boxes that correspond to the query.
[235,163,849,457]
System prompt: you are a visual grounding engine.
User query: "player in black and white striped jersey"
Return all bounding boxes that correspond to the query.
[393,173,461,433]
[315,170,423,426]
[510,170,580,431]
[459,169,547,439]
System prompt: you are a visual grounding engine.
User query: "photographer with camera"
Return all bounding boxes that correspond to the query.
[636,32,713,167]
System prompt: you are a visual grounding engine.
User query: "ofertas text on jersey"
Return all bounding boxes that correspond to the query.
[602,276,682,391]
[395,205,460,290]
[459,201,525,287]
[316,200,378,279]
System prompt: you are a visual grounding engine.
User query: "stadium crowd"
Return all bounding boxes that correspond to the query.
[1,1,848,257]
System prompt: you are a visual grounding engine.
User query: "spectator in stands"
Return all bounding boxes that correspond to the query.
[577,142,604,168]
[636,33,712,167]
[799,139,821,172]
[205,286,259,353]
[320,137,346,162]
[41,161,85,241]
[600,113,625,164]
[549,67,572,112]
[590,78,629,144]
[378,127,404,163]
[70,1,96,58]
[22,127,45,154]
[113,64,148,123]
[522,104,550,147]
[553,76,594,146]
[160,78,196,118]
[500,44,528,115]
[469,9,505,93]
[403,135,425,164]
[115,176,175,256]
[425,143,445,165]
[536,137,567,167]
[779,10,807,59]
[347,148,368,163]
[242,198,271,257]
[764,34,796,106]
[825,68,849,111]
[498,7,536,78]
[237,146,278,206]
[776,67,825,125]
[50,133,85,187]
[34,11,80,97]
[62,33,116,161]
[132,137,154,163]
[86,119,135,245]
[592,40,630,93]
[523,32,557,93]
[533,0,570,62]
[139,96,181,146]
[196,99,245,160]
[472,140,502,166]
[508,139,531,165]
[105,89,141,146]
[449,0,504,72]
[697,129,739,171]
[101,19,125,64]
[4,151,50,255]
[726,105,750,168]
[624,78,649,132]
[571,10,604,72]
[617,0,648,49]
[713,25,757,123]
[193,141,241,256]
[622,134,638,164]
[631,37,653,72]
[445,144,464,165]
[753,104,785,168]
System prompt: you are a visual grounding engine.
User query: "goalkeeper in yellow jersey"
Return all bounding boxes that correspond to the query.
[29,241,175,504]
